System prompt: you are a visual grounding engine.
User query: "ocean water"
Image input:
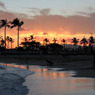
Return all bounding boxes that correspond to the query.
[0,63,95,95]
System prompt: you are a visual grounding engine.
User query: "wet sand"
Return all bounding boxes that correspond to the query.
[0,65,34,95]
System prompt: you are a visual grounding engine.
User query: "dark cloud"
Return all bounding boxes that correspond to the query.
[0,1,5,9]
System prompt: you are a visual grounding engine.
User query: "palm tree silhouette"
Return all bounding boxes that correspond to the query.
[24,37,28,42]
[80,37,88,46]
[53,38,57,44]
[0,39,5,47]
[9,37,14,49]
[43,38,49,45]
[29,35,34,41]
[6,36,10,49]
[10,18,24,48]
[0,36,3,47]
[89,36,94,46]
[61,39,66,46]
[0,19,10,49]
[72,37,79,45]
[62,39,65,44]
[21,37,28,48]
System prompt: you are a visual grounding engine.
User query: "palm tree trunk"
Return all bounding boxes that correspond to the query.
[4,26,6,49]
[17,27,19,48]
[11,42,12,49]
[8,41,9,49]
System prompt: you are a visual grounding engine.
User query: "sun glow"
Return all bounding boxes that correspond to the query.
[0,26,94,48]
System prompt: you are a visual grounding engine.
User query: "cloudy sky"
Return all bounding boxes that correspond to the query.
[0,0,95,47]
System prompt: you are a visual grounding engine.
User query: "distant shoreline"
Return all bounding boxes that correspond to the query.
[0,54,93,65]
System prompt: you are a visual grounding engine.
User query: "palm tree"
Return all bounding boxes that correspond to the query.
[6,36,10,49]
[9,37,14,49]
[43,38,49,45]
[0,39,5,47]
[29,35,34,41]
[80,37,88,46]
[53,38,57,44]
[0,19,10,49]
[24,37,28,42]
[61,39,66,49]
[21,37,29,48]
[62,39,65,44]
[89,36,94,46]
[0,36,3,47]
[72,37,79,45]
[10,18,24,48]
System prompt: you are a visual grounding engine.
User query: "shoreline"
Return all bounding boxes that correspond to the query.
[0,65,34,95]
[0,55,95,94]
[0,54,95,79]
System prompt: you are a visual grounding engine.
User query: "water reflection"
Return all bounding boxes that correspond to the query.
[0,62,95,95]
[0,63,74,79]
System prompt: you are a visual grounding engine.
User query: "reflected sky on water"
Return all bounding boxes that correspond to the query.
[0,62,95,95]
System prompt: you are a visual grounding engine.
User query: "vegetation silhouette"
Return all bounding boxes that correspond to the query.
[53,38,57,44]
[61,39,66,45]
[9,37,14,49]
[6,36,14,49]
[6,36,10,49]
[0,18,95,57]
[10,18,24,48]
[80,37,88,46]
[43,38,49,45]
[72,37,79,46]
[89,35,94,46]
[0,37,5,48]
[0,19,10,49]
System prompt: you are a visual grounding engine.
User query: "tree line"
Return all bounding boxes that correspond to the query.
[0,18,24,49]
[0,18,95,55]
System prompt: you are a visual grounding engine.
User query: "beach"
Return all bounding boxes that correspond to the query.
[0,65,34,95]
[0,55,95,95]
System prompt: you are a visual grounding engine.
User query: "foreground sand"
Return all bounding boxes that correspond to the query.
[0,65,34,95]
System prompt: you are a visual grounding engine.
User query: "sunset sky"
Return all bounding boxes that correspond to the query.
[0,0,95,48]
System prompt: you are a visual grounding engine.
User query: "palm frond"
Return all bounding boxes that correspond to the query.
[19,21,24,27]
[0,19,7,28]
[11,18,19,25]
